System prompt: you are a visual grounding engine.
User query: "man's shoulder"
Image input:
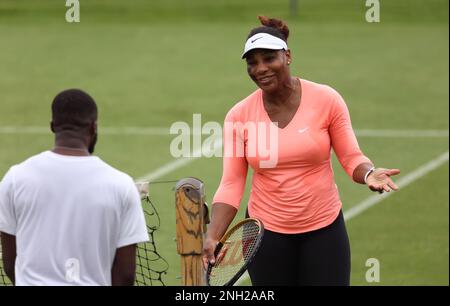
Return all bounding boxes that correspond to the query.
[94,158,135,185]
[7,151,50,172]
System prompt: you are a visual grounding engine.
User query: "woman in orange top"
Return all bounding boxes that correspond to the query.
[202,16,400,285]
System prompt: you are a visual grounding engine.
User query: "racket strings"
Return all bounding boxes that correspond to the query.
[209,221,261,286]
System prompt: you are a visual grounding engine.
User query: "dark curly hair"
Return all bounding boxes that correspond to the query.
[51,89,97,132]
[247,16,290,42]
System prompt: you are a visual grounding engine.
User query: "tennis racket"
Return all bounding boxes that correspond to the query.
[205,218,264,286]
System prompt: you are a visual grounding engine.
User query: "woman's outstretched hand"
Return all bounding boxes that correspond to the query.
[366,168,401,193]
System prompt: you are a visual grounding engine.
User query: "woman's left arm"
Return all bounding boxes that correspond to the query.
[328,89,400,193]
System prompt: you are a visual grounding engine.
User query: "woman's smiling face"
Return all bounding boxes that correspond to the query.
[245,49,291,93]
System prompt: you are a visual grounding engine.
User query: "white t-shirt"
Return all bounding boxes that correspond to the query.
[0,151,149,286]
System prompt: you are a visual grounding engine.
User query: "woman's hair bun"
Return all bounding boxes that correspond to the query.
[257,15,289,41]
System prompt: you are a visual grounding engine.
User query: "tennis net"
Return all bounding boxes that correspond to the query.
[0,242,11,286]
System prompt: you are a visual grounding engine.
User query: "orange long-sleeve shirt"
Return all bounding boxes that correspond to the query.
[213,78,371,234]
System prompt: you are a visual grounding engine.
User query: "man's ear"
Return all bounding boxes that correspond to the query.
[91,121,98,134]
[50,121,55,133]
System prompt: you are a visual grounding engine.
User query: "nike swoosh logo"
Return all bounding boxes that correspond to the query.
[298,127,309,134]
[251,37,263,43]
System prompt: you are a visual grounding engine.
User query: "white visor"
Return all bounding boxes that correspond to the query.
[241,33,288,59]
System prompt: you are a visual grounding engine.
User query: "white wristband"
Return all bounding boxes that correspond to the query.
[364,167,375,184]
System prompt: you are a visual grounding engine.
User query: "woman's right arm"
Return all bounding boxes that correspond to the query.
[203,203,239,267]
[202,110,249,267]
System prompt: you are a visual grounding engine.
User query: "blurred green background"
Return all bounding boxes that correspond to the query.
[0,0,448,286]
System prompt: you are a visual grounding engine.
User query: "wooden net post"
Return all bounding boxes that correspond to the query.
[175,178,209,286]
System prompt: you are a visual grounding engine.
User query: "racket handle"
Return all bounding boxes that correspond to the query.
[213,242,223,258]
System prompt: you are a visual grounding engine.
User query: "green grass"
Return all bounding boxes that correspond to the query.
[0,0,448,286]
[349,163,449,285]
[0,0,447,24]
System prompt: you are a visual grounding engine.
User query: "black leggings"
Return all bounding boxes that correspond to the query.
[247,210,351,286]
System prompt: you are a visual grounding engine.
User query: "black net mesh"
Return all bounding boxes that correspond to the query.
[135,195,168,286]
[0,248,11,286]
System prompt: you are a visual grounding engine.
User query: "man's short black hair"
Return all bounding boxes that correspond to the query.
[51,89,98,132]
